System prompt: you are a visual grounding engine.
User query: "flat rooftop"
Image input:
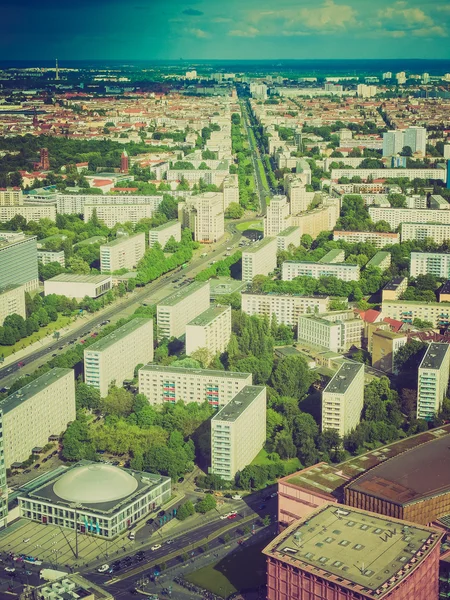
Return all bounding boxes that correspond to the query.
[73,236,107,247]
[0,234,36,249]
[140,363,252,380]
[284,261,357,268]
[209,277,247,297]
[419,342,450,370]
[242,237,275,254]
[367,251,390,267]
[86,318,151,353]
[187,305,229,327]
[323,362,363,394]
[46,273,111,284]
[0,369,72,415]
[242,291,329,300]
[264,504,441,598]
[100,232,144,248]
[277,226,300,237]
[318,249,344,263]
[212,385,264,422]
[0,283,23,296]
[150,219,179,232]
[383,277,406,291]
[158,281,209,307]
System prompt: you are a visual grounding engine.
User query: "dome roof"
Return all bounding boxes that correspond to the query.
[53,463,138,504]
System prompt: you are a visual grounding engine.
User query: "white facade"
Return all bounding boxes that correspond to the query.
[0,284,26,325]
[37,250,66,266]
[222,175,239,210]
[369,206,450,229]
[382,300,450,328]
[264,196,291,237]
[404,126,427,156]
[83,202,162,228]
[400,222,450,244]
[382,130,405,157]
[149,220,181,248]
[0,205,57,223]
[298,311,363,353]
[186,305,231,358]
[242,237,277,283]
[276,226,301,251]
[410,252,450,278]
[157,281,210,340]
[417,343,450,421]
[100,233,146,273]
[242,292,329,327]
[178,192,224,243]
[322,362,364,437]
[84,318,153,397]
[44,274,112,299]
[282,261,360,282]
[331,168,446,183]
[57,194,163,215]
[0,188,23,206]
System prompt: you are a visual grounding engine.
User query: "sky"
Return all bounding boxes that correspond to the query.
[2,0,450,61]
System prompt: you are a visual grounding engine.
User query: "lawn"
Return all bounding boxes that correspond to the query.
[251,448,301,475]
[236,220,264,233]
[186,536,268,598]
[257,159,270,191]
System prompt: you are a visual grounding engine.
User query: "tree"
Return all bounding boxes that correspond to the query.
[100,387,134,417]
[271,356,316,399]
[400,145,413,157]
[163,236,179,253]
[67,256,90,275]
[394,340,427,373]
[225,202,244,219]
[190,347,212,368]
[75,383,100,411]
[274,430,296,459]
[195,494,217,513]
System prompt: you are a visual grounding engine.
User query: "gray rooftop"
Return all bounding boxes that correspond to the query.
[187,305,230,327]
[46,273,111,284]
[383,277,406,291]
[0,283,23,296]
[158,281,209,307]
[100,232,145,248]
[0,234,36,250]
[277,226,300,237]
[139,363,252,380]
[212,386,265,422]
[0,369,73,415]
[86,318,152,353]
[419,342,450,370]
[150,220,180,232]
[242,237,275,254]
[323,362,364,395]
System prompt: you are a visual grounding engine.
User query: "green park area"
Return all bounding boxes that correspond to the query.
[251,448,301,474]
[0,314,72,360]
[235,220,264,233]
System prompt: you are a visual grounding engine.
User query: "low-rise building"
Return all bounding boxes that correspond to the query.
[210,386,266,481]
[381,277,407,301]
[282,260,360,282]
[32,573,114,600]
[138,364,252,407]
[242,291,329,327]
[439,280,450,302]
[100,233,146,273]
[333,230,400,248]
[37,249,66,266]
[84,318,153,397]
[148,220,181,248]
[417,342,450,421]
[186,305,231,358]
[242,237,277,283]
[44,274,112,299]
[322,361,364,436]
[0,284,26,325]
[157,281,210,340]
[401,222,450,244]
[371,329,407,373]
[366,251,391,271]
[276,226,301,251]
[298,311,363,353]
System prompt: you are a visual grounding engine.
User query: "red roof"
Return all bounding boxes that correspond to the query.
[383,317,404,333]
[357,309,382,323]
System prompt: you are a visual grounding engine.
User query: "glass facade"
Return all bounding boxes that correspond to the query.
[0,237,38,291]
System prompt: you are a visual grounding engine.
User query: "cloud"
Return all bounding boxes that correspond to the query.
[296,0,356,30]
[228,26,259,37]
[412,25,447,37]
[186,27,210,38]
[377,2,447,37]
[182,8,203,16]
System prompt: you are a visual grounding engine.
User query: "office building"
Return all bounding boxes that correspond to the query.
[0,188,23,206]
[84,318,153,397]
[264,195,291,237]
[157,281,210,340]
[417,343,450,421]
[83,202,161,228]
[322,362,364,436]
[0,205,57,223]
[148,220,181,248]
[382,130,405,157]
[0,234,38,292]
[210,386,266,481]
[242,292,329,327]
[0,369,75,469]
[381,277,408,301]
[100,233,145,273]
[371,330,407,373]
[19,460,171,539]
[178,192,224,243]
[366,251,391,271]
[333,230,399,247]
[401,222,450,244]
[369,206,450,229]
[242,237,277,283]
[186,305,231,358]
[298,312,363,353]
[44,274,112,299]
[37,249,66,266]
[410,252,450,278]
[276,226,301,251]
[264,503,442,600]
[0,284,26,325]
[382,299,450,328]
[404,126,427,156]
[282,260,359,282]
[138,364,252,407]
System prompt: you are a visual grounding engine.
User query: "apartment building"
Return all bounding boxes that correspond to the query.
[242,292,329,327]
[83,202,161,228]
[37,249,66,266]
[84,318,153,397]
[371,330,407,373]
[210,386,266,481]
[429,194,449,210]
[0,234,38,292]
[0,284,26,325]
[0,412,6,528]
[332,168,446,182]
[242,237,277,283]
[58,194,163,215]
[44,274,112,299]
[382,299,450,328]
[322,361,364,436]
[0,188,23,206]
[264,195,291,237]
[100,233,146,273]
[417,343,450,421]
[291,199,340,239]
[318,249,345,264]
[381,277,407,301]
[410,252,450,278]
[148,220,181,248]
[382,130,407,157]
[138,364,252,407]
[369,206,450,229]
[332,230,400,248]
[282,260,360,282]
[0,205,57,223]
[276,226,301,251]
[0,368,76,468]
[401,222,450,244]
[178,192,224,243]
[366,251,391,271]
[186,305,231,358]
[222,174,239,210]
[298,311,363,353]
[157,281,210,340]
[285,176,314,214]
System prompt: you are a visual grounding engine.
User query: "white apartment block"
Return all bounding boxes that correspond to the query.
[331,168,447,183]
[332,230,400,248]
[400,223,450,244]
[286,178,314,215]
[178,192,224,243]
[83,202,160,228]
[138,364,252,407]
[369,206,450,230]
[0,284,26,325]
[210,386,266,481]
[291,199,340,239]
[157,281,210,340]
[148,220,181,248]
[44,274,112,299]
[382,130,406,157]
[276,226,301,251]
[298,311,363,353]
[382,300,450,328]
[264,196,291,237]
[84,318,153,397]
[410,252,450,278]
[282,261,360,282]
[322,362,364,437]
[186,305,231,358]
[222,175,239,210]
[0,234,39,292]
[0,188,23,206]
[58,194,163,215]
[0,368,76,468]
[242,292,329,327]
[37,250,66,266]
[0,205,57,223]
[404,126,427,156]
[100,233,146,273]
[417,343,450,421]
[357,84,377,98]
[242,237,277,283]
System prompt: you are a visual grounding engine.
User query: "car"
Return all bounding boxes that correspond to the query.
[151,544,161,551]
[177,477,184,483]
[17,362,25,367]
[59,347,64,350]
[128,532,135,540]
[146,518,154,525]
[91,332,98,337]
[24,570,32,576]
[270,492,277,498]
[166,539,174,545]
[42,458,48,463]
[23,538,30,543]
[112,460,120,466]
[220,514,228,520]
[232,495,242,500]
[158,510,165,517]
[97,564,110,573]
[227,512,237,519]
[24,469,31,474]
[34,464,40,469]
[52,353,57,357]
[5,568,15,573]
[80,339,86,344]
[194,488,204,493]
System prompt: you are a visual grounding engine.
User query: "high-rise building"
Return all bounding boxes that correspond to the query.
[417,342,450,421]
[285,177,314,214]
[282,260,359,282]
[0,412,7,529]
[264,195,291,236]
[371,330,407,373]
[0,188,23,206]
[221,174,239,210]
[0,284,26,325]
[83,201,162,228]
[156,281,210,340]
[404,126,427,156]
[148,220,181,248]
[422,72,430,84]
[242,291,329,327]
[210,386,266,481]
[264,503,443,600]
[100,232,146,273]
[291,198,341,238]
[0,234,38,292]
[138,364,252,407]
[250,83,268,100]
[357,84,377,98]
[242,237,277,283]
[276,226,301,251]
[55,58,59,81]
[322,361,364,437]
[120,150,129,174]
[40,147,50,170]
[186,305,231,358]
[396,71,407,84]
[410,252,450,278]
[0,368,76,468]
[178,192,224,243]
[382,71,392,79]
[84,318,153,397]
[382,130,405,157]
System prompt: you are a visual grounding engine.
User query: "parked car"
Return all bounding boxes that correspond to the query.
[128,532,135,540]
[151,544,161,551]
[227,513,237,520]
[97,564,109,573]
[232,494,242,500]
